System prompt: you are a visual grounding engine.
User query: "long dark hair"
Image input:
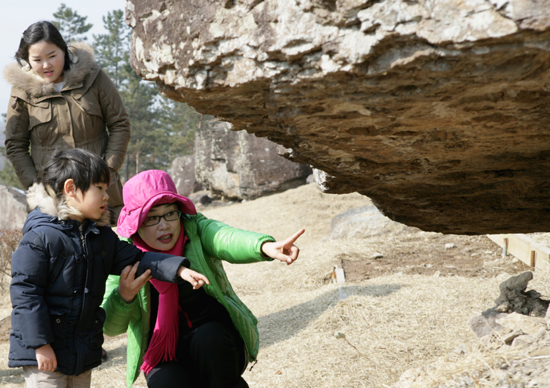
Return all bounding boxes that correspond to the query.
[15,21,71,71]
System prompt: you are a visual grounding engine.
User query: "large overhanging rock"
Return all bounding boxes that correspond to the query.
[126,0,550,234]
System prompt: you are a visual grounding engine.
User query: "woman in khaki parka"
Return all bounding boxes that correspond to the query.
[4,21,129,224]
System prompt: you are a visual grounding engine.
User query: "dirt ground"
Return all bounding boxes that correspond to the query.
[0,183,538,388]
[338,233,528,282]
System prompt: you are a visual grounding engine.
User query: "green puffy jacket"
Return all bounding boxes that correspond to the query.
[101,213,274,388]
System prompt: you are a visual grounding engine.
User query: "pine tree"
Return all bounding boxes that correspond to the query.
[157,98,204,161]
[93,10,164,180]
[93,10,129,88]
[93,10,206,180]
[52,4,93,42]
[121,70,165,177]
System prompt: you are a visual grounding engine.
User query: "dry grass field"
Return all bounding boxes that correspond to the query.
[0,183,547,387]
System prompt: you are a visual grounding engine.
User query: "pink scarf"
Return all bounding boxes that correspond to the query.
[132,221,188,374]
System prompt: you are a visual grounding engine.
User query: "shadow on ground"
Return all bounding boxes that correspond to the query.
[94,343,128,371]
[257,283,402,348]
[0,367,23,385]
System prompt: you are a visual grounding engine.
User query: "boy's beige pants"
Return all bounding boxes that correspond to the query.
[23,367,92,388]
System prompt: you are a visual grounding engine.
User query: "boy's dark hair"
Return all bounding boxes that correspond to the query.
[42,149,110,198]
[15,21,71,72]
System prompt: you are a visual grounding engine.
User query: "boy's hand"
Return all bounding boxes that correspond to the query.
[261,229,305,265]
[119,262,152,303]
[177,266,210,290]
[36,344,57,372]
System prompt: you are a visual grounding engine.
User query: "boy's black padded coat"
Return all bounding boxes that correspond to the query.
[9,198,189,375]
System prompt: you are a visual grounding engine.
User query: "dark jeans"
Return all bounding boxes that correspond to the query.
[145,321,249,388]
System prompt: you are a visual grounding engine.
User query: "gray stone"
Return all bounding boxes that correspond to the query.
[511,334,534,349]
[0,184,27,230]
[502,328,525,345]
[194,119,312,200]
[469,309,507,338]
[0,126,5,170]
[496,312,547,335]
[188,190,213,207]
[495,272,550,317]
[170,155,203,197]
[126,0,550,234]
[328,205,411,240]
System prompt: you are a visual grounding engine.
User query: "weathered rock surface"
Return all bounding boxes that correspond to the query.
[170,155,203,197]
[0,126,5,170]
[194,119,312,200]
[0,184,27,230]
[127,0,550,234]
[494,271,550,317]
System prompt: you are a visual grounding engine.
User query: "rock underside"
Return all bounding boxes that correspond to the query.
[126,0,550,234]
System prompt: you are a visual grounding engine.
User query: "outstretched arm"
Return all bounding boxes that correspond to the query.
[260,229,305,265]
[118,262,152,303]
[118,262,209,304]
[177,266,210,289]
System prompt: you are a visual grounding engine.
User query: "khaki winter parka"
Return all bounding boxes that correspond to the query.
[3,42,129,208]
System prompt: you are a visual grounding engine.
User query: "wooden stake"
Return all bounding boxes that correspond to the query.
[530,250,536,269]
[503,238,509,258]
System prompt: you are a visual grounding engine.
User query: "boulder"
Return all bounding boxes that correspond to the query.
[0,126,5,170]
[170,155,203,197]
[327,205,411,239]
[126,0,550,234]
[494,271,550,317]
[0,184,27,230]
[194,119,312,200]
[468,309,507,339]
[188,190,213,207]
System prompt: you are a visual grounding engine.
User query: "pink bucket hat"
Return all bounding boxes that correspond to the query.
[117,170,197,238]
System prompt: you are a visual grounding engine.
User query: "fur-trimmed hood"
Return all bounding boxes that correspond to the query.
[26,182,109,226]
[3,41,98,100]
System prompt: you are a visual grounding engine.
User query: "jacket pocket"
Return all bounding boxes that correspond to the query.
[49,311,68,351]
[86,308,106,351]
[28,102,52,139]
[75,94,103,118]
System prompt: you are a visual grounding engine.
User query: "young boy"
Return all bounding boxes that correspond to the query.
[9,149,209,388]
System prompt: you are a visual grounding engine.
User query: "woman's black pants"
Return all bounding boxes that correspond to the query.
[145,321,249,388]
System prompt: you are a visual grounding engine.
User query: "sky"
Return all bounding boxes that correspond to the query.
[0,0,126,121]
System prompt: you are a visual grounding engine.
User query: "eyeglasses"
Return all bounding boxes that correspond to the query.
[142,210,182,227]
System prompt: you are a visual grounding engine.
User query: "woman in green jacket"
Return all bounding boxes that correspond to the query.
[101,170,304,388]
